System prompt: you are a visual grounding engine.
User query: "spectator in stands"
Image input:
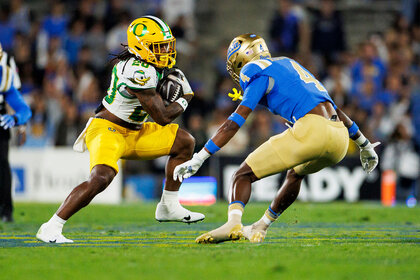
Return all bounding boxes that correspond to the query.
[248,110,274,152]
[350,41,387,95]
[41,1,68,39]
[24,92,49,147]
[377,75,400,107]
[269,0,308,55]
[85,20,107,72]
[64,19,85,66]
[411,83,420,148]
[382,122,419,204]
[311,0,346,62]
[10,0,31,35]
[354,80,378,114]
[104,0,128,32]
[55,100,82,146]
[106,11,131,54]
[77,76,100,123]
[0,4,15,51]
[72,0,96,29]
[322,63,351,107]
[368,102,393,142]
[412,25,420,59]
[187,113,208,153]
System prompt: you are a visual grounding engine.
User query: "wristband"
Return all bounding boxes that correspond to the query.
[12,115,18,124]
[348,121,359,137]
[228,112,246,127]
[204,139,221,154]
[354,134,370,148]
[175,97,188,111]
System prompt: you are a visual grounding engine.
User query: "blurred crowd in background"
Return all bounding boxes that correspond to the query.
[0,0,419,198]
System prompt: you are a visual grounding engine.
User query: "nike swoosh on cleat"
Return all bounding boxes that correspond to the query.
[49,239,57,243]
[183,215,191,221]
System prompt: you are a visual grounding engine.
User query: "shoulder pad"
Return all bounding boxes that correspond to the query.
[239,59,272,90]
[119,58,158,90]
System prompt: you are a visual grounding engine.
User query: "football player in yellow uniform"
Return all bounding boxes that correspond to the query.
[36,16,204,243]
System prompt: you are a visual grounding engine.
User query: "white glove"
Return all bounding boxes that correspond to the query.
[173,68,193,95]
[354,134,380,174]
[173,149,210,182]
[359,142,380,173]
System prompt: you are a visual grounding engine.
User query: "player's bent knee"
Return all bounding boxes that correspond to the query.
[173,129,195,155]
[88,165,116,194]
[232,163,258,183]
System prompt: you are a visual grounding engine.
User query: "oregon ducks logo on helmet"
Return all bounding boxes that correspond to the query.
[127,16,176,69]
[226,34,271,84]
[131,23,148,37]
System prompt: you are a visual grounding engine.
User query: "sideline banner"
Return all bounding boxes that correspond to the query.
[10,148,122,204]
[215,156,381,202]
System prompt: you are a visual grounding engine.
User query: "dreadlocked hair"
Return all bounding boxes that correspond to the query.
[110,44,137,63]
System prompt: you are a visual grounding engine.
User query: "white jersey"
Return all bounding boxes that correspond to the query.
[102,57,162,124]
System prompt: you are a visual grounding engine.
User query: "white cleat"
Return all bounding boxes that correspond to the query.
[243,224,267,243]
[155,202,205,223]
[36,223,73,244]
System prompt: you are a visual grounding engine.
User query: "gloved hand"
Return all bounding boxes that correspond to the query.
[228,88,242,101]
[0,114,16,129]
[172,68,194,96]
[173,150,210,182]
[359,142,380,174]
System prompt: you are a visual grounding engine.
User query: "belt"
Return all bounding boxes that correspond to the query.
[95,117,143,130]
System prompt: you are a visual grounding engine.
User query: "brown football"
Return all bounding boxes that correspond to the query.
[156,73,183,105]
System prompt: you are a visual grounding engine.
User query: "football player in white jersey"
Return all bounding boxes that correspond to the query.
[36,16,204,243]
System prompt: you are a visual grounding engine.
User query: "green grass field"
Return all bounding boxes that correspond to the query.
[0,202,419,280]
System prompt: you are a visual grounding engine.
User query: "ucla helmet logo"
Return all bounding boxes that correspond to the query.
[227,40,241,60]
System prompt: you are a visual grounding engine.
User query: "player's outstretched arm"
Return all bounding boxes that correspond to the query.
[209,105,252,150]
[173,105,252,182]
[128,88,192,126]
[1,86,32,130]
[336,107,380,173]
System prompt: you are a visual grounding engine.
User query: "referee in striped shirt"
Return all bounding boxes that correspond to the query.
[0,43,31,222]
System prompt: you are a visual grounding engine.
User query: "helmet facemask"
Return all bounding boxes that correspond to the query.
[148,39,176,68]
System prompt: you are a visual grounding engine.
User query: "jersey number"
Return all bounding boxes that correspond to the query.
[290,61,326,92]
[129,106,148,122]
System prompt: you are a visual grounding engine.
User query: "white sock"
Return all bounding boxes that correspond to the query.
[228,209,243,221]
[47,214,66,230]
[161,190,180,204]
[260,208,280,227]
[227,203,244,224]
[262,214,274,226]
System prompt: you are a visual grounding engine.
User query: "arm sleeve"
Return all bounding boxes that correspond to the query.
[239,75,269,111]
[4,86,32,125]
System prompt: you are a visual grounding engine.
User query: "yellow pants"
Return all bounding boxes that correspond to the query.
[85,118,179,173]
[246,114,349,178]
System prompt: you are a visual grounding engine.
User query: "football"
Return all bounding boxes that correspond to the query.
[156,72,183,105]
